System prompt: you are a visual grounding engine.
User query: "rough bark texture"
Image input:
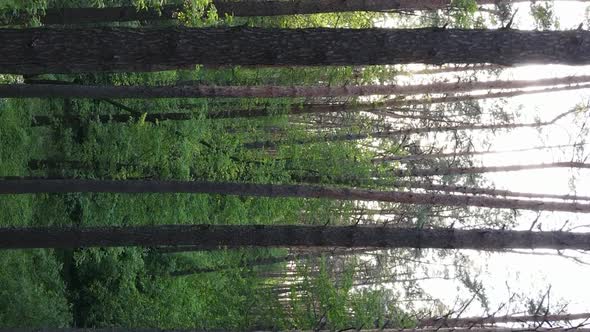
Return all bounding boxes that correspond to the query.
[396,182,590,202]
[419,313,590,327]
[289,174,590,202]
[2,179,590,213]
[4,75,590,97]
[4,329,590,332]
[1,225,590,250]
[388,84,590,106]
[409,64,505,75]
[2,28,590,74]
[373,143,586,162]
[394,162,590,177]
[32,0,523,25]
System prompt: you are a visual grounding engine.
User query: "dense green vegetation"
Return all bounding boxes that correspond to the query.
[0,68,400,328]
[0,1,411,328]
[2,0,575,329]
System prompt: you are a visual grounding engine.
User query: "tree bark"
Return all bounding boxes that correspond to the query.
[288,174,590,202]
[418,313,590,327]
[2,179,590,213]
[5,75,590,98]
[4,329,590,332]
[394,162,590,177]
[3,28,590,74]
[1,225,590,251]
[31,103,344,126]
[392,84,590,106]
[408,64,505,75]
[243,117,568,149]
[373,143,588,163]
[394,182,590,202]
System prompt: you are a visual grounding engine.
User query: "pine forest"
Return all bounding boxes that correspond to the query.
[1,0,590,331]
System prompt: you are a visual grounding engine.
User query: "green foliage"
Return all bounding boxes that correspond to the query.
[0,77,368,328]
[0,250,72,327]
[288,259,404,330]
[0,0,47,25]
[0,83,401,328]
[179,0,219,27]
[530,1,559,30]
[0,1,426,329]
[0,100,34,226]
[449,0,478,28]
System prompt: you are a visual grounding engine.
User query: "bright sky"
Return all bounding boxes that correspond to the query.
[473,2,590,317]
[390,1,590,320]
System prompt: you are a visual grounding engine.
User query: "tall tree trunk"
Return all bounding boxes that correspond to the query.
[5,328,590,332]
[418,313,590,327]
[243,114,570,149]
[393,162,590,177]
[1,225,590,250]
[393,181,590,202]
[6,75,590,98]
[155,246,364,257]
[20,0,556,25]
[2,28,590,74]
[1,179,590,213]
[161,86,583,130]
[393,84,590,107]
[29,85,590,125]
[288,174,590,202]
[372,143,588,163]
[408,64,505,75]
[31,103,345,126]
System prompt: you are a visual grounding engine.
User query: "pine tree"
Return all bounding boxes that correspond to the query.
[2,28,590,74]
